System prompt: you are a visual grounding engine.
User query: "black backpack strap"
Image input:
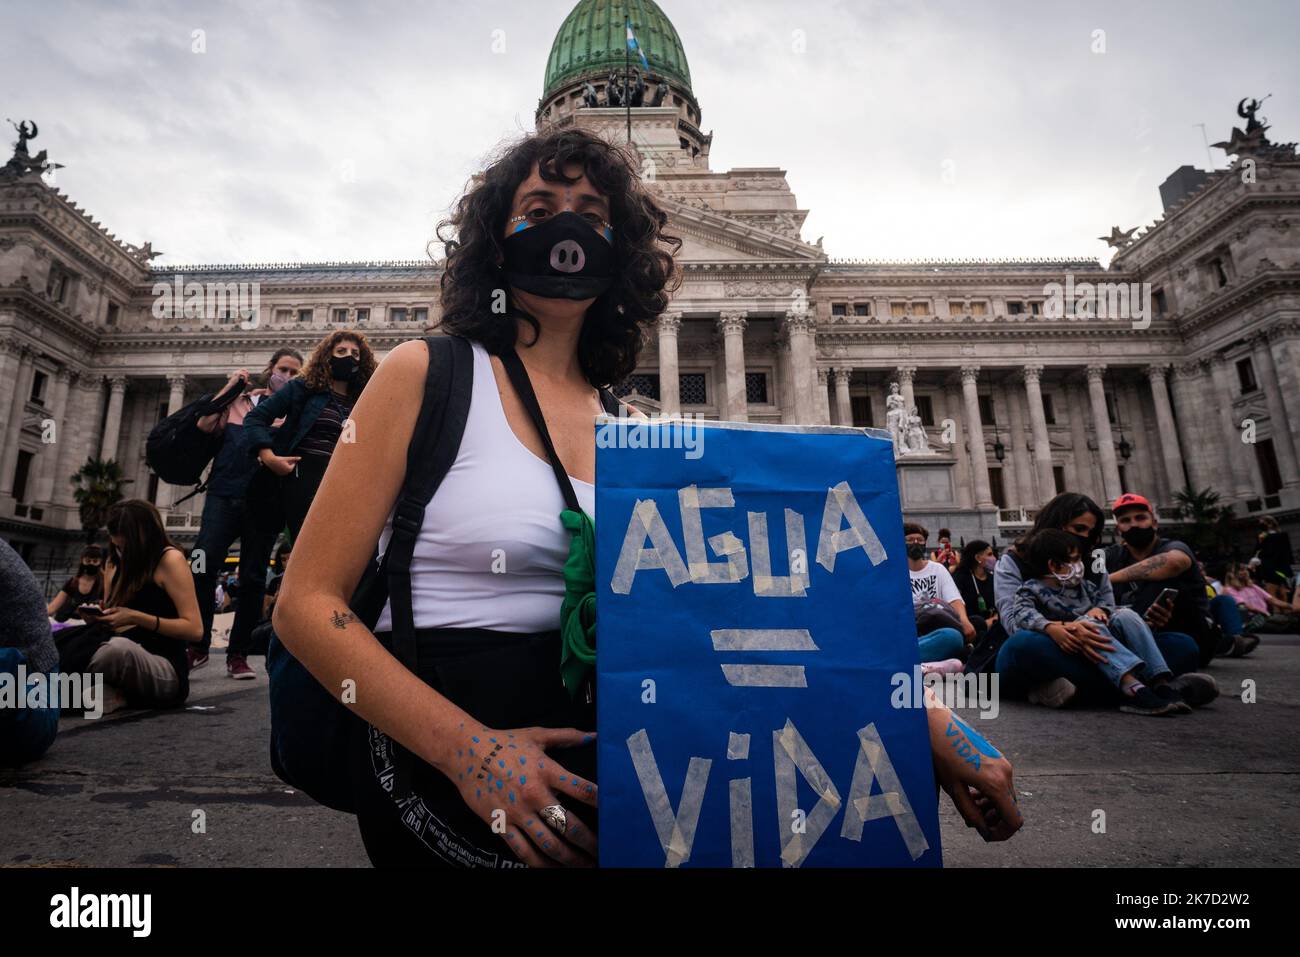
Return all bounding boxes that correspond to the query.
[498,347,581,514]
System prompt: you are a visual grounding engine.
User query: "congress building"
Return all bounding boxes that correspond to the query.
[2,0,1298,579]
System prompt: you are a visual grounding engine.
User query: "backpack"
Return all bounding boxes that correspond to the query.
[267,335,620,813]
[145,381,245,495]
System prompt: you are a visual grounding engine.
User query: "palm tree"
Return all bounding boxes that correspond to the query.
[1171,484,1236,558]
[70,457,131,542]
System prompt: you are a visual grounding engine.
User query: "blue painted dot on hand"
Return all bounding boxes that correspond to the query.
[499,759,505,768]
[519,756,526,765]
[472,736,479,743]
[509,792,516,803]
[538,760,544,768]
[489,737,496,743]
[526,819,533,826]
[476,789,481,798]
[506,770,512,778]
[519,775,526,785]
[497,780,504,789]
[559,775,566,782]
[536,831,544,839]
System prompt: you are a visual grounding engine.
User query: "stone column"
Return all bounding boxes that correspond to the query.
[816,368,832,424]
[1067,380,1094,499]
[833,368,853,426]
[153,375,188,507]
[32,367,73,507]
[1119,381,1158,501]
[1005,386,1036,506]
[1251,333,1300,487]
[1022,365,1056,500]
[716,312,748,422]
[996,391,1022,507]
[99,376,129,462]
[51,373,87,513]
[784,310,817,424]
[656,312,682,415]
[896,366,917,414]
[1086,365,1122,503]
[1268,328,1300,467]
[960,366,995,509]
[1169,362,1219,493]
[1207,354,1256,499]
[0,341,24,449]
[0,347,37,497]
[1144,365,1188,496]
[1116,381,1153,499]
[944,383,974,509]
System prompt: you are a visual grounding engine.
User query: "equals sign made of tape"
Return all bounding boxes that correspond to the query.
[710,629,820,688]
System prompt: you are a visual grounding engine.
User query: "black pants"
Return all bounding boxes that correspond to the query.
[227,468,283,658]
[350,628,596,868]
[281,453,330,542]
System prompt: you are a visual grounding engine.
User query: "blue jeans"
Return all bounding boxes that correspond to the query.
[1209,594,1244,653]
[996,624,1196,703]
[918,628,964,662]
[0,648,59,767]
[193,493,246,652]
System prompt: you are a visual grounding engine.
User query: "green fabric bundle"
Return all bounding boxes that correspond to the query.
[559,508,597,697]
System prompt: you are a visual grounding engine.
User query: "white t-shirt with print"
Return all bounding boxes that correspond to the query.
[909,560,961,605]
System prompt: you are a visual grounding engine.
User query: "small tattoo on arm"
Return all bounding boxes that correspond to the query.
[330,609,359,629]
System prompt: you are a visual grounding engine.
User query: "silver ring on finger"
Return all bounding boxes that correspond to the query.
[539,803,568,835]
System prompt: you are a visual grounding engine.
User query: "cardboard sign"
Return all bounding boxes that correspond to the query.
[595,418,943,867]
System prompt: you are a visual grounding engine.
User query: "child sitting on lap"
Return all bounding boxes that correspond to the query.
[1011,529,1188,717]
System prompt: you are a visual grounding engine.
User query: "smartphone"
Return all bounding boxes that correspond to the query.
[78,604,104,619]
[1143,588,1179,622]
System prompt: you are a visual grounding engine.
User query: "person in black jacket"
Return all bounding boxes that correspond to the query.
[241,329,377,541]
[953,539,998,635]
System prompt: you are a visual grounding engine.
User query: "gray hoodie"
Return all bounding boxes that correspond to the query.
[0,539,59,675]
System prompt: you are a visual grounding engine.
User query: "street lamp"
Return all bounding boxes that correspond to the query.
[991,423,1006,463]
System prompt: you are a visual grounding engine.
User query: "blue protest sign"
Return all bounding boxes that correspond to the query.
[595,418,943,867]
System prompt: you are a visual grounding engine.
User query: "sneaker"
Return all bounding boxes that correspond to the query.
[1229,634,1260,658]
[187,648,209,671]
[920,658,965,676]
[1166,673,1219,708]
[227,655,256,680]
[1028,677,1077,709]
[1120,686,1191,716]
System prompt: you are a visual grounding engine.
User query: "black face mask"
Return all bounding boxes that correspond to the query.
[503,211,616,301]
[329,355,360,382]
[1070,532,1092,552]
[906,544,927,561]
[79,563,98,577]
[1122,525,1157,549]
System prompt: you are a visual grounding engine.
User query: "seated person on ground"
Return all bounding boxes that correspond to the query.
[46,544,106,623]
[1,539,60,767]
[904,523,976,665]
[1009,530,1208,716]
[87,499,205,709]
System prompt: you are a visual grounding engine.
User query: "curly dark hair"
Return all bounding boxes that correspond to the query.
[300,329,377,397]
[434,128,681,386]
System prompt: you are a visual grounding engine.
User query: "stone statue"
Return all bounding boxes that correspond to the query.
[651,81,669,107]
[10,119,36,154]
[1238,95,1270,133]
[629,69,646,107]
[606,71,623,108]
[904,407,931,454]
[582,81,599,108]
[885,382,907,454]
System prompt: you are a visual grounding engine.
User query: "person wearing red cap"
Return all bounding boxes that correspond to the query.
[1105,492,1227,678]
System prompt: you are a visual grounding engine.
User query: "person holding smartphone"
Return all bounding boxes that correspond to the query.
[1105,493,1220,673]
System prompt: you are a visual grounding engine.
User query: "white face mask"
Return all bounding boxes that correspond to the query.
[1051,561,1085,586]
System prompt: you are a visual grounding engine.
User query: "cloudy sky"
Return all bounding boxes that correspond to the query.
[2,0,1297,266]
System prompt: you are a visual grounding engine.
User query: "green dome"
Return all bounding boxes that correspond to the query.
[543,0,693,101]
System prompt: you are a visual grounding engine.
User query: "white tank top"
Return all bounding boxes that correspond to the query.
[373,341,596,634]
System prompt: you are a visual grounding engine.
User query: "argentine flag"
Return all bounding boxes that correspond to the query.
[626,18,650,70]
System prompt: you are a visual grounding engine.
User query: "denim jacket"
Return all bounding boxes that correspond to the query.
[1009,577,1116,635]
[241,378,332,458]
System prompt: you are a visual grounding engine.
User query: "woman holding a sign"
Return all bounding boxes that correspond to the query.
[272,128,1022,867]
